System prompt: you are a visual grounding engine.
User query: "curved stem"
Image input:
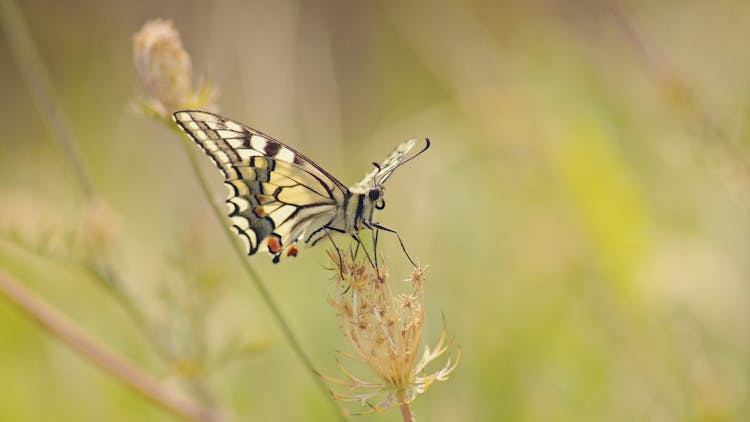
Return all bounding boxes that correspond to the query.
[170,124,347,421]
[0,272,223,422]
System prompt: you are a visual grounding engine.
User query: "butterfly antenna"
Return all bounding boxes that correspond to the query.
[392,137,431,172]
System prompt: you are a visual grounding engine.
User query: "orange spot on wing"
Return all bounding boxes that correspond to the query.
[253,206,266,217]
[286,245,298,257]
[255,194,273,204]
[267,237,281,254]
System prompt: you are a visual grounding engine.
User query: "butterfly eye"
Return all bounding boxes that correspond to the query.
[368,189,380,201]
[375,199,385,210]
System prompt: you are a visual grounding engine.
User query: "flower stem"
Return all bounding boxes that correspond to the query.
[0,271,223,422]
[170,124,347,421]
[397,391,414,422]
[0,0,94,198]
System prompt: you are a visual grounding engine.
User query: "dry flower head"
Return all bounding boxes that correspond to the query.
[321,249,459,415]
[133,19,216,119]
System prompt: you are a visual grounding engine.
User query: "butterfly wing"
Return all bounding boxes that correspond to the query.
[173,110,348,262]
[355,138,420,188]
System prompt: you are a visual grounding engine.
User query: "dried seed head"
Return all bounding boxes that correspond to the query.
[133,19,216,119]
[321,250,460,414]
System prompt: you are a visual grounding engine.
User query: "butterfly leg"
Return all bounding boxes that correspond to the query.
[351,233,377,271]
[316,225,347,276]
[324,229,346,277]
[353,229,387,282]
[373,227,381,273]
[325,232,353,295]
[372,223,417,267]
[364,222,382,277]
[352,236,362,260]
[373,228,388,281]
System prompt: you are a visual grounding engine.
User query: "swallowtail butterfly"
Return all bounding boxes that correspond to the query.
[173,110,429,264]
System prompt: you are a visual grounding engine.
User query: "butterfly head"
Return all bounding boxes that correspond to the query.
[363,161,387,210]
[368,186,386,210]
[355,138,432,214]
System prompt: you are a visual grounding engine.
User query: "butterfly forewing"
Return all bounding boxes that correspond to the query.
[173,110,346,260]
[356,138,418,187]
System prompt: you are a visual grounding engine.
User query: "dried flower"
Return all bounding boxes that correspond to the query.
[133,19,216,119]
[321,250,459,418]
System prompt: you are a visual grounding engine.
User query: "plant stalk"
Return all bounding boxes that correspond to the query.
[0,272,224,422]
[397,391,414,422]
[0,0,94,197]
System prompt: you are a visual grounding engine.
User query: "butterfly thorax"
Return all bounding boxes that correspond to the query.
[338,184,385,234]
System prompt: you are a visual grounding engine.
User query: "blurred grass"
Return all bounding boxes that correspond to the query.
[1,0,749,421]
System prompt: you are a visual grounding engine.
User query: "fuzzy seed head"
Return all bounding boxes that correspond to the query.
[133,19,216,119]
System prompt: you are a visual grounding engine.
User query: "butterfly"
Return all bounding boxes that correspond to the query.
[173,110,429,264]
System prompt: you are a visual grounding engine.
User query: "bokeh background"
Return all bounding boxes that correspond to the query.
[1,0,749,420]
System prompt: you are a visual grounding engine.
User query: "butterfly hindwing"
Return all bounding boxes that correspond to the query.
[173,110,346,260]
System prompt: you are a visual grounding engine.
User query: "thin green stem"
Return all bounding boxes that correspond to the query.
[0,0,94,197]
[168,123,347,421]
